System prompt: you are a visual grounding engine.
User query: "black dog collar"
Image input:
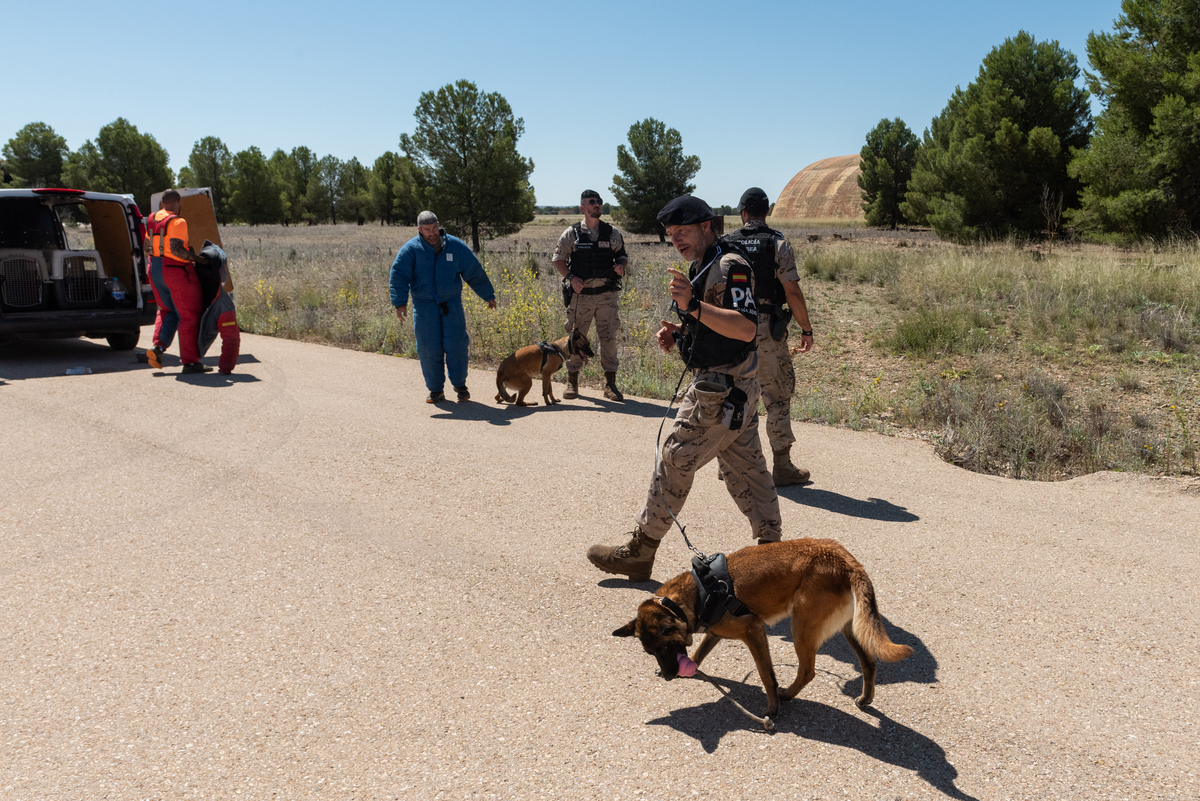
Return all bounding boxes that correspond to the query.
[653,596,691,632]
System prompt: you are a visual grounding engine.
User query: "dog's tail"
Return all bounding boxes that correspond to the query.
[849,563,913,663]
[495,373,512,403]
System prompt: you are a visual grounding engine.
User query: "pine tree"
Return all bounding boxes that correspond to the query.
[1068,0,1200,239]
[610,119,700,243]
[400,80,535,251]
[858,119,919,229]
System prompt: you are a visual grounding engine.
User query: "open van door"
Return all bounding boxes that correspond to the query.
[149,188,232,294]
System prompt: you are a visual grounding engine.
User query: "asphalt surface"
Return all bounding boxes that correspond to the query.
[1,328,1197,800]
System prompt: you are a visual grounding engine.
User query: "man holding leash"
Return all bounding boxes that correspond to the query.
[552,189,628,401]
[390,211,497,403]
[724,187,815,485]
[587,195,782,582]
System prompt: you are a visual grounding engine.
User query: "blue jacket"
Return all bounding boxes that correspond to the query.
[389,230,496,308]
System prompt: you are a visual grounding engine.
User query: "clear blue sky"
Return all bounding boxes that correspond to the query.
[5,0,1124,208]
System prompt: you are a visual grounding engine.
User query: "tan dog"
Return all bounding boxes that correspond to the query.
[494,330,594,406]
[613,538,912,720]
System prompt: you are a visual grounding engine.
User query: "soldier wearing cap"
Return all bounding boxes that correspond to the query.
[724,187,815,485]
[552,190,629,401]
[586,195,782,582]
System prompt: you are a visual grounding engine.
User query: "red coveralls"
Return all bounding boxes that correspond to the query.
[146,210,203,365]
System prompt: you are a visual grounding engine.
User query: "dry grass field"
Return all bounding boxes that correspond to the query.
[219,219,1200,481]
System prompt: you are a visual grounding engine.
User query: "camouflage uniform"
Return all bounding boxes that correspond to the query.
[552,223,627,374]
[754,235,802,453]
[634,246,782,543]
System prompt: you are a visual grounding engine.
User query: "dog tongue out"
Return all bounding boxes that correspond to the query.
[677,653,697,677]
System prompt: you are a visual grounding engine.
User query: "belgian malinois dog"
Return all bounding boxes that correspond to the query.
[613,538,912,720]
[494,330,594,406]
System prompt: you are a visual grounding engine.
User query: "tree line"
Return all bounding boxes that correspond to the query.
[1,78,700,251]
[858,2,1200,243]
[0,118,426,230]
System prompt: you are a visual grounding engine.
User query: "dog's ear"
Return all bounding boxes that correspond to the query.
[612,620,637,637]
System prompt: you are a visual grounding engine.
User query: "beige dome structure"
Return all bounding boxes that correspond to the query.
[773,155,865,221]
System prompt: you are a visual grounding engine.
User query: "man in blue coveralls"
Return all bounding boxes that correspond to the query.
[389,210,497,403]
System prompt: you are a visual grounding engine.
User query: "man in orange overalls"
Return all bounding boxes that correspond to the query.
[145,189,210,373]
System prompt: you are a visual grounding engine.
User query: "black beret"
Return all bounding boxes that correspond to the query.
[580,189,601,201]
[737,187,770,213]
[656,195,715,227]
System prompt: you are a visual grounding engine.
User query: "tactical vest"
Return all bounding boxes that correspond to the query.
[724,221,785,306]
[675,242,756,370]
[147,211,188,267]
[567,221,617,280]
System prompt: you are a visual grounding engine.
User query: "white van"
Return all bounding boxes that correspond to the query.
[0,188,156,349]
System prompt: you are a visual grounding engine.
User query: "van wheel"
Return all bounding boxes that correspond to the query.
[106,330,140,351]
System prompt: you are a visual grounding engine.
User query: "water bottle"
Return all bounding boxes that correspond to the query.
[110,276,126,302]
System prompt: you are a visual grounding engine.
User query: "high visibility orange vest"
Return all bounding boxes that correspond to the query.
[146,209,190,266]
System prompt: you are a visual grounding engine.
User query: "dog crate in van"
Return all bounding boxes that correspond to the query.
[0,188,157,349]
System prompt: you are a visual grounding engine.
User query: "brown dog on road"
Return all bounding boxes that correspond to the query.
[494,330,594,406]
[613,538,912,720]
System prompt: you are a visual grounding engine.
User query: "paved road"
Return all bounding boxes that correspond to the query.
[1,329,1197,800]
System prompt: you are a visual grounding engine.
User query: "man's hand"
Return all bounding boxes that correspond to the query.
[793,333,814,354]
[614,263,626,277]
[487,299,497,310]
[656,319,681,353]
[394,305,408,322]
[666,267,694,310]
[570,275,584,293]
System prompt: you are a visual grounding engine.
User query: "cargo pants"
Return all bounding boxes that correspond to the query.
[635,373,782,543]
[756,318,797,452]
[565,290,620,373]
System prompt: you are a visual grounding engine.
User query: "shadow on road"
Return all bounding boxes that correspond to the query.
[598,577,663,593]
[1,338,262,382]
[173,371,262,386]
[432,394,674,425]
[779,486,918,522]
[571,394,677,420]
[767,615,937,690]
[647,675,974,799]
[1,337,149,379]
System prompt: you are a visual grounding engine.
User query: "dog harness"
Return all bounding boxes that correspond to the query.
[691,553,752,629]
[653,553,752,634]
[536,340,563,371]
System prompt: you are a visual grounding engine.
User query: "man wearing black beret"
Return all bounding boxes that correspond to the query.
[724,187,815,485]
[587,195,783,581]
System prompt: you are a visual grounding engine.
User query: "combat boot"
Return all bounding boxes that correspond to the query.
[603,371,624,401]
[563,371,580,399]
[772,447,811,486]
[587,526,659,581]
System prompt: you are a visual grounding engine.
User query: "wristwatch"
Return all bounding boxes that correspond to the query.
[686,296,701,314]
